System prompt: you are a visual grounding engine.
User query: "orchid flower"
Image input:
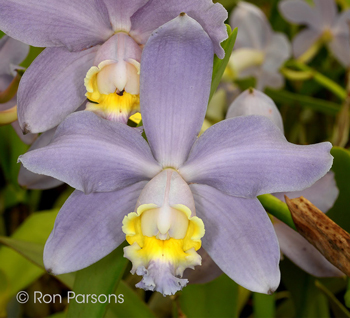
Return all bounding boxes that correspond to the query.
[0,35,36,144]
[227,89,343,277]
[227,2,291,90]
[0,0,227,134]
[279,0,350,66]
[19,15,333,296]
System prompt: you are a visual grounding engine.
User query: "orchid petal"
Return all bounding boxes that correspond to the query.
[18,128,63,189]
[102,0,147,32]
[17,46,98,133]
[0,36,29,76]
[19,112,161,194]
[191,184,280,294]
[230,1,272,50]
[44,181,146,274]
[0,74,16,111]
[328,36,350,67]
[180,116,333,199]
[272,172,338,213]
[278,0,320,29]
[292,28,321,58]
[314,0,337,28]
[130,0,227,58]
[140,14,213,168]
[226,89,284,133]
[264,33,291,72]
[0,0,113,51]
[256,70,285,91]
[11,120,37,145]
[274,221,344,277]
[183,248,223,284]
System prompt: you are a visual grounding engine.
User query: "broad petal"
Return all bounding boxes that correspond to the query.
[256,70,285,91]
[272,171,339,213]
[226,89,284,133]
[274,221,344,277]
[292,28,321,58]
[190,184,280,294]
[18,46,98,133]
[230,1,272,51]
[103,0,147,32]
[328,35,350,67]
[11,120,37,145]
[130,0,227,58]
[0,36,29,75]
[0,0,113,50]
[180,116,333,199]
[140,14,213,168]
[278,0,320,29]
[44,181,147,274]
[183,248,223,284]
[314,0,337,28]
[19,112,161,193]
[264,33,291,72]
[18,128,63,189]
[0,74,16,111]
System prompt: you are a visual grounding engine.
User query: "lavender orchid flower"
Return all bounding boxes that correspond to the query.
[20,15,333,295]
[227,2,291,90]
[0,35,36,144]
[227,89,343,277]
[279,0,350,66]
[0,0,227,133]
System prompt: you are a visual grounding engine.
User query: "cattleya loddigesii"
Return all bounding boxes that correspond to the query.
[0,0,227,133]
[226,89,343,278]
[279,0,350,65]
[20,14,333,295]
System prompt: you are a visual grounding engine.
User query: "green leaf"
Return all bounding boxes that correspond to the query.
[258,194,297,231]
[253,293,275,318]
[265,88,340,116]
[281,258,330,317]
[209,25,237,101]
[106,281,157,318]
[315,280,350,317]
[327,147,350,233]
[0,210,58,312]
[179,274,239,318]
[67,243,128,318]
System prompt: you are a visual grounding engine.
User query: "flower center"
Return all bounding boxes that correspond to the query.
[122,203,205,296]
[84,60,140,123]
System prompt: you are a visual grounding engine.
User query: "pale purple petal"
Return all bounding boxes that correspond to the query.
[180,116,333,199]
[0,74,16,111]
[18,46,98,133]
[140,14,213,168]
[0,0,113,51]
[183,248,223,284]
[264,33,291,72]
[226,89,284,133]
[272,171,338,213]
[230,1,272,50]
[278,0,321,29]
[256,70,285,91]
[18,112,161,193]
[130,0,227,58]
[191,184,280,294]
[103,0,147,32]
[328,35,350,67]
[314,0,337,28]
[11,120,37,145]
[0,36,29,75]
[274,221,344,277]
[331,10,350,34]
[18,128,63,189]
[44,181,146,275]
[292,28,322,58]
